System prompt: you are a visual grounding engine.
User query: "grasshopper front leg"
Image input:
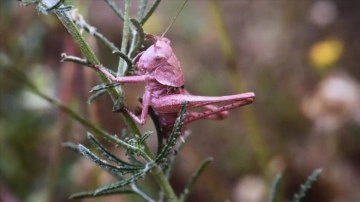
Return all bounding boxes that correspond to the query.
[94,65,153,125]
[123,86,152,125]
[96,65,150,83]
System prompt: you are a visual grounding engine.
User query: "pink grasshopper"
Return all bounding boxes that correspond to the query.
[94,34,255,136]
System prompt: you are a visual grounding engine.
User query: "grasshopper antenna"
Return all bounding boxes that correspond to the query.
[161,0,189,38]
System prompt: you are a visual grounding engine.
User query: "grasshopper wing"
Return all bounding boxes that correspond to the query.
[154,63,185,87]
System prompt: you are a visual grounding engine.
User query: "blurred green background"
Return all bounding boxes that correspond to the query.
[1,0,360,202]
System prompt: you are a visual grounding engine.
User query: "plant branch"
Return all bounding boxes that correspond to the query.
[51,4,151,155]
[292,169,322,202]
[20,1,183,201]
[70,189,135,199]
[269,173,283,202]
[5,68,102,137]
[104,0,124,20]
[179,158,213,202]
[117,0,131,76]
[137,0,148,21]
[152,166,178,202]
[70,11,121,53]
[141,0,161,25]
[131,183,155,202]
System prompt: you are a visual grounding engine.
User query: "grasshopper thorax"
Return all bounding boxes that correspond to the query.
[136,34,185,87]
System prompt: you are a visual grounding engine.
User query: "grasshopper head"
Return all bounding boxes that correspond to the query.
[136,35,173,72]
[136,34,185,87]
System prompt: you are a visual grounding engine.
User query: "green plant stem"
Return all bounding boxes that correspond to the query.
[129,19,145,59]
[28,1,179,200]
[209,0,271,173]
[79,18,121,53]
[158,133,190,202]
[117,0,131,76]
[8,66,147,154]
[56,3,177,201]
[53,6,155,155]
[104,0,124,20]
[70,189,136,199]
[131,183,155,202]
[137,0,148,21]
[292,168,322,202]
[152,166,178,202]
[55,10,98,64]
[141,0,161,25]
[269,173,283,202]
[179,157,213,202]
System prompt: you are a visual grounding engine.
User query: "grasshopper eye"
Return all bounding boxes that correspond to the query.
[155,55,165,61]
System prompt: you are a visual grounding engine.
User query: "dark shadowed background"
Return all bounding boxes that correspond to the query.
[1,0,360,202]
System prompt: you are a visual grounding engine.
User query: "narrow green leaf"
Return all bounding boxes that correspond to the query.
[62,142,80,153]
[141,0,161,25]
[87,133,143,168]
[269,172,283,202]
[94,169,149,195]
[88,88,108,104]
[127,153,144,166]
[138,131,152,144]
[292,168,322,202]
[117,0,131,76]
[70,12,121,53]
[88,82,121,104]
[129,18,145,58]
[164,132,191,178]
[104,0,124,21]
[37,0,70,14]
[131,182,156,202]
[179,157,213,202]
[90,82,120,93]
[78,144,141,175]
[79,144,121,172]
[113,95,125,112]
[159,131,191,202]
[137,0,148,21]
[113,50,133,71]
[156,102,187,164]
[70,189,135,199]
[60,54,89,66]
[19,0,40,6]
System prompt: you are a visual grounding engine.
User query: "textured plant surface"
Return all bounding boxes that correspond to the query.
[2,0,360,202]
[14,0,204,201]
